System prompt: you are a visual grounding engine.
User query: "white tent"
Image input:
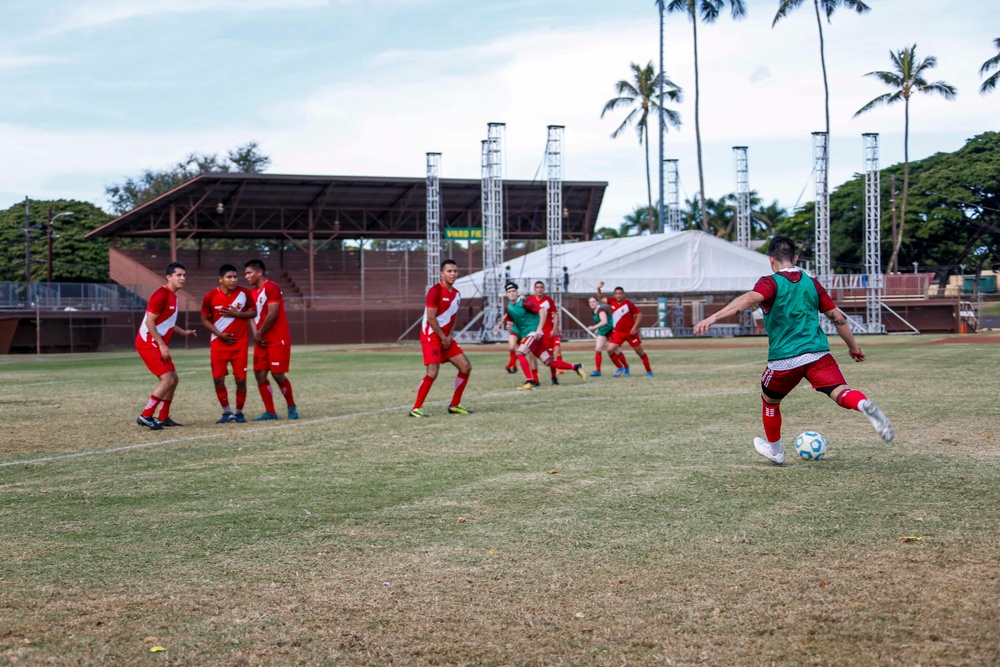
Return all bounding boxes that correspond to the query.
[453,230,771,297]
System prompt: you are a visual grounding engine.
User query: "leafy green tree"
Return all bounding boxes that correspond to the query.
[601,61,682,234]
[979,37,1000,94]
[854,44,957,272]
[773,133,1000,280]
[0,200,112,283]
[594,206,654,239]
[772,0,871,139]
[105,141,271,215]
[665,0,747,232]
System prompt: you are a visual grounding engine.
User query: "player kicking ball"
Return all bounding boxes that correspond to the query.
[410,259,473,417]
[693,236,894,465]
[201,264,256,424]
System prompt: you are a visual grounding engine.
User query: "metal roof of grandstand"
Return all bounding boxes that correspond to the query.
[86,172,607,241]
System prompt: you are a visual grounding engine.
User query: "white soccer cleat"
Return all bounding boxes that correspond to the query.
[860,399,894,442]
[753,437,785,465]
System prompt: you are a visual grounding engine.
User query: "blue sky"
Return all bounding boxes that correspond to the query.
[1,0,996,228]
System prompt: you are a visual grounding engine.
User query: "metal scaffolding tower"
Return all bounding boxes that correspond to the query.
[813,132,831,281]
[546,125,564,329]
[480,122,506,340]
[665,159,681,232]
[734,146,751,249]
[863,133,885,333]
[425,152,442,289]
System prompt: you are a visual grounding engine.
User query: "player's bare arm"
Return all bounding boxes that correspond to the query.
[200,313,235,345]
[693,291,764,335]
[596,281,609,304]
[221,305,256,319]
[825,307,866,361]
[254,308,278,345]
[630,310,642,335]
[426,305,451,348]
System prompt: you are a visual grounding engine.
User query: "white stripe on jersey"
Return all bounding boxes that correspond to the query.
[422,292,461,336]
[139,310,178,343]
[212,291,247,342]
[611,305,627,326]
[254,289,268,326]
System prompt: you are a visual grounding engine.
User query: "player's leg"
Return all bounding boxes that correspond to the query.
[213,374,233,423]
[632,340,653,376]
[252,363,279,421]
[137,348,174,429]
[445,350,472,414]
[515,339,539,390]
[592,336,605,376]
[753,365,804,465]
[607,335,629,376]
[810,356,894,442]
[232,353,249,422]
[412,362,439,416]
[505,333,518,373]
[536,342,585,382]
[155,371,182,426]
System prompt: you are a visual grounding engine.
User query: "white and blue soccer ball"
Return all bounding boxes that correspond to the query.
[794,431,828,460]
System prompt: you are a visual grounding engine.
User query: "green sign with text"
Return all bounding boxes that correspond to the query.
[444,227,483,240]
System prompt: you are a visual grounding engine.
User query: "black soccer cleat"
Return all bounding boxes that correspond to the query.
[136,415,163,430]
[157,417,183,427]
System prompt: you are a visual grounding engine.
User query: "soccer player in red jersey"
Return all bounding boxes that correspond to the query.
[531,281,565,385]
[693,236,894,465]
[200,264,256,424]
[597,281,653,377]
[410,259,473,417]
[244,259,298,421]
[135,262,197,430]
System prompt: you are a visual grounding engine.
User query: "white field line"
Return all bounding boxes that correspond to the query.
[0,361,766,469]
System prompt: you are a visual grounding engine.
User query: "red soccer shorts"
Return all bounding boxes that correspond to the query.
[760,353,847,397]
[522,333,549,358]
[253,342,291,374]
[609,330,643,348]
[421,336,464,366]
[211,344,249,379]
[137,345,175,377]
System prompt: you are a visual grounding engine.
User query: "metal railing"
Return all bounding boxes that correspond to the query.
[0,282,146,311]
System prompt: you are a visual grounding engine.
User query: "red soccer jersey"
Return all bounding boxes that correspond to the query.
[422,282,461,339]
[529,295,557,335]
[607,298,639,333]
[251,279,291,346]
[136,286,178,349]
[201,286,253,349]
[753,270,836,315]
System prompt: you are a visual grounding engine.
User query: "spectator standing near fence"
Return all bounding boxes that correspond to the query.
[135,262,197,430]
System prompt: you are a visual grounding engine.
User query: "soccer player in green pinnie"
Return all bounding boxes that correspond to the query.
[503,282,585,391]
[693,236,894,465]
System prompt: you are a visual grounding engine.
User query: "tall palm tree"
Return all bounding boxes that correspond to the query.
[854,44,957,273]
[601,61,683,234]
[979,38,1000,94]
[665,0,747,232]
[772,0,871,138]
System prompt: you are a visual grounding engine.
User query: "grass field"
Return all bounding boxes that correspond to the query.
[1,337,998,666]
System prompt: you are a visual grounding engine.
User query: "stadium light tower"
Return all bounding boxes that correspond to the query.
[425,153,442,290]
[656,0,666,234]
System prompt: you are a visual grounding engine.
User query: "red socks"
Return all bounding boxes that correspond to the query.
[640,353,652,372]
[258,382,277,414]
[215,386,229,409]
[507,350,517,368]
[546,358,575,371]
[609,352,623,368]
[836,389,866,411]
[517,353,532,379]
[615,352,629,369]
[157,399,172,421]
[762,399,782,443]
[594,352,602,371]
[277,378,295,408]
[451,372,470,407]
[141,395,162,418]
[413,375,435,410]
[235,390,246,412]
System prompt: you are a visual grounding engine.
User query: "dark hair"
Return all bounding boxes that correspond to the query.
[440,258,457,270]
[768,237,796,263]
[244,259,266,273]
[165,262,185,276]
[219,263,238,276]
[505,281,519,292]
[534,281,544,288]
[614,286,625,293]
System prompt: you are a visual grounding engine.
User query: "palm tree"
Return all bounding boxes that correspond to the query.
[601,61,683,234]
[979,38,1000,94]
[854,44,956,273]
[665,0,747,232]
[772,0,871,138]
[594,206,653,239]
